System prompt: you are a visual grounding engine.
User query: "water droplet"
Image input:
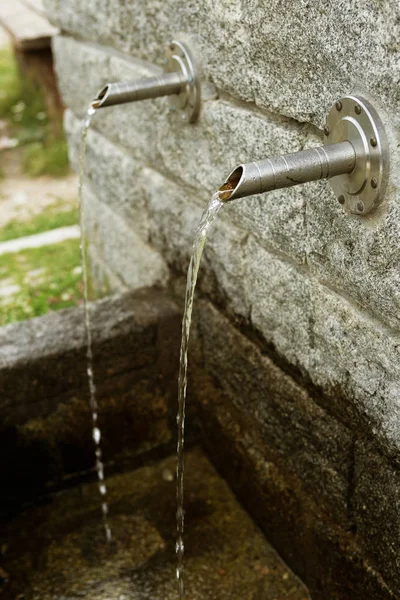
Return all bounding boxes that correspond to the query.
[105,525,112,542]
[93,427,101,444]
[97,463,104,480]
[162,468,174,482]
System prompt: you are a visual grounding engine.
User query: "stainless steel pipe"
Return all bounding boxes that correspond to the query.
[219,141,356,201]
[93,71,186,109]
[91,40,201,122]
[219,96,389,216]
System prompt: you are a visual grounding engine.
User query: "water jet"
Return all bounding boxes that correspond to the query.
[75,39,201,545]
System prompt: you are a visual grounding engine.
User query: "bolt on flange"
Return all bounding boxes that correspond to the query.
[325,95,389,215]
[164,40,201,123]
[219,95,389,217]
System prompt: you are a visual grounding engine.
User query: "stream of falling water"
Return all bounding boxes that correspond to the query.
[78,103,112,543]
[79,101,225,569]
[176,191,224,598]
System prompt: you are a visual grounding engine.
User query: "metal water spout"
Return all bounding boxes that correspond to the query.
[92,40,201,123]
[219,96,389,215]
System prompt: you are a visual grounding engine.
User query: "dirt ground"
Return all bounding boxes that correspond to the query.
[0,147,77,227]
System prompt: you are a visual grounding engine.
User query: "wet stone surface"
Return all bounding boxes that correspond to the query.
[0,448,308,599]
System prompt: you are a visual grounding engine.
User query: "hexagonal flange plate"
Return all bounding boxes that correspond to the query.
[325,95,389,215]
[164,40,201,123]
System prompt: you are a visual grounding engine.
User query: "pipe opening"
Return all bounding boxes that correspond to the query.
[218,166,243,202]
[92,85,110,109]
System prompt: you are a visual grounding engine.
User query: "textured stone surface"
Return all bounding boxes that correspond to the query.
[81,183,168,290]
[0,288,180,416]
[65,113,150,240]
[196,299,353,527]
[0,289,181,508]
[309,285,400,459]
[193,371,397,600]
[45,0,400,130]
[87,246,128,294]
[0,448,309,600]
[305,179,400,332]
[354,442,400,593]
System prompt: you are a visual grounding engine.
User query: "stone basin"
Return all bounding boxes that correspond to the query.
[0,288,309,598]
[0,448,308,599]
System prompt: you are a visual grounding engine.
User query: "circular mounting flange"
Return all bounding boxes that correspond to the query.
[325,95,389,215]
[164,40,201,123]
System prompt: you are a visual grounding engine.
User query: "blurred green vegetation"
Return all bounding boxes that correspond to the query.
[0,239,82,326]
[22,138,70,177]
[0,45,69,177]
[0,205,79,242]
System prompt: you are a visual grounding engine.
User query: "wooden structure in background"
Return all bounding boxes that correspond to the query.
[0,0,63,127]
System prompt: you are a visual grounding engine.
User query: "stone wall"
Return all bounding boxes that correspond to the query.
[43,1,400,598]
[0,289,181,510]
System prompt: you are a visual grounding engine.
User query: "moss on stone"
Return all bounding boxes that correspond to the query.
[0,448,308,599]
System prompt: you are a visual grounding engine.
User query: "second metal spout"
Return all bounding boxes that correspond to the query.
[93,72,186,109]
[92,40,201,122]
[219,96,389,216]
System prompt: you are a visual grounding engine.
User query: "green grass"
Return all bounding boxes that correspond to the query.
[22,138,70,177]
[0,46,23,116]
[0,46,48,136]
[0,239,82,326]
[0,45,70,177]
[0,206,79,242]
